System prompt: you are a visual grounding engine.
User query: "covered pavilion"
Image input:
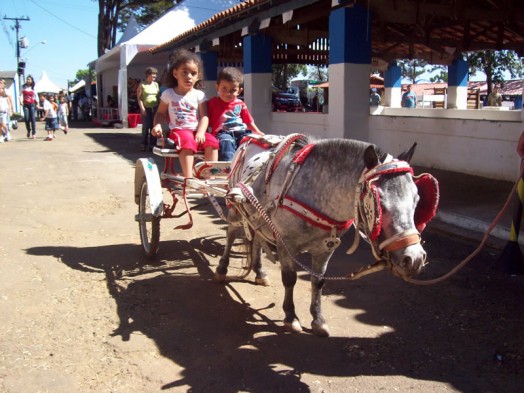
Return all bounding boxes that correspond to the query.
[149,0,524,180]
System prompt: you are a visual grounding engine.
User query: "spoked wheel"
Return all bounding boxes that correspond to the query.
[227,236,253,279]
[138,180,160,259]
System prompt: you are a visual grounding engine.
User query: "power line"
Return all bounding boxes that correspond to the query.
[28,0,96,39]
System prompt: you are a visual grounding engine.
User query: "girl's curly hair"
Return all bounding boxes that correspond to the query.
[164,49,205,90]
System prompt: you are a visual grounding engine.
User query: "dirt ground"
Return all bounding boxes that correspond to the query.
[0,122,523,393]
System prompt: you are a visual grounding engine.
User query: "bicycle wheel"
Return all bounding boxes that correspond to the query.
[138,179,160,258]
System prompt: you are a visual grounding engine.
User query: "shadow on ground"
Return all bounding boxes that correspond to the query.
[26,225,524,392]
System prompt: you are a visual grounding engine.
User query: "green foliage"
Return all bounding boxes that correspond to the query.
[428,65,448,83]
[71,69,96,87]
[272,64,307,90]
[119,1,175,30]
[397,59,428,83]
[306,65,328,83]
[467,50,524,93]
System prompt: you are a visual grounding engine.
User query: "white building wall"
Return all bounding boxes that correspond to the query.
[266,108,523,181]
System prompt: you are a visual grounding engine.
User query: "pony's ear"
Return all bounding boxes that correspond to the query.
[397,142,417,163]
[364,145,380,169]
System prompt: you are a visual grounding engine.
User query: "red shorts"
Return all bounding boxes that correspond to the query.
[168,128,219,153]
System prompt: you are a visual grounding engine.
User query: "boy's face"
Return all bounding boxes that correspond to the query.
[216,80,242,103]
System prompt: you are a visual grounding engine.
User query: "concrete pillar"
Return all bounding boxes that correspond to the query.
[200,51,218,100]
[243,33,272,132]
[384,62,402,108]
[447,57,469,109]
[328,5,372,141]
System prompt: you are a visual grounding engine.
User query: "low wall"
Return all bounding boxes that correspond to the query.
[269,108,523,182]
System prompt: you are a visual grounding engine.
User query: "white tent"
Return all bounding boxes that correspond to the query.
[94,0,238,126]
[69,79,86,94]
[34,71,62,94]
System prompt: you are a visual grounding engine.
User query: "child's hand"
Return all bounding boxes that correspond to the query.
[194,130,206,144]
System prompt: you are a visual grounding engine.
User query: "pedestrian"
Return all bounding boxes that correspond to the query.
[37,93,46,118]
[207,67,264,161]
[486,85,503,107]
[20,75,38,138]
[136,66,160,151]
[151,49,218,178]
[402,84,417,108]
[370,87,381,106]
[41,94,59,141]
[58,95,69,134]
[0,81,14,142]
[0,86,11,143]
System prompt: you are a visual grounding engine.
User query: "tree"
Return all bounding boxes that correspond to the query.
[272,64,307,90]
[96,0,176,57]
[467,50,524,94]
[397,59,428,83]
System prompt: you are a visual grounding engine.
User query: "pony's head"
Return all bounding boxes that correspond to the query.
[357,143,439,279]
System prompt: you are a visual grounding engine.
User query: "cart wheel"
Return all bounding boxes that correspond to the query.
[228,237,253,279]
[138,180,160,259]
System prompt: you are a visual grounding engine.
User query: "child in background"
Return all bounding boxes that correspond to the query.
[0,85,13,143]
[58,95,69,134]
[42,94,59,141]
[151,49,218,178]
[207,67,263,161]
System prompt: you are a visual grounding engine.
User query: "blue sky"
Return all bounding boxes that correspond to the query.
[1,0,99,89]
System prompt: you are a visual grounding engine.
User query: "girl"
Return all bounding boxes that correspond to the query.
[21,75,38,139]
[42,94,59,141]
[152,49,218,178]
[58,95,69,134]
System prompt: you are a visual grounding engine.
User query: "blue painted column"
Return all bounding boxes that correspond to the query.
[243,33,272,131]
[384,62,402,108]
[447,57,468,109]
[329,4,372,140]
[200,51,218,100]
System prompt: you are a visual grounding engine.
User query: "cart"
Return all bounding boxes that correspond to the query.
[134,144,252,276]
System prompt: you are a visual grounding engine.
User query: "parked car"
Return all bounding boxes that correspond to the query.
[272,87,304,112]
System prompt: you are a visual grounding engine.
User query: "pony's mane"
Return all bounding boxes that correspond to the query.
[310,138,375,161]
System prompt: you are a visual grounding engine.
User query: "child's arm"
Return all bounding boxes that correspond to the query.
[194,101,209,144]
[247,122,264,135]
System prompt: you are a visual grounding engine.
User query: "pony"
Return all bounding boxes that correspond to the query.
[215,134,438,337]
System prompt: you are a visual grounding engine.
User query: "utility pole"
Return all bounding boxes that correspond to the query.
[3,16,30,92]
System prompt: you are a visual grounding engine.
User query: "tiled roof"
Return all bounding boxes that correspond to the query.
[151,0,263,54]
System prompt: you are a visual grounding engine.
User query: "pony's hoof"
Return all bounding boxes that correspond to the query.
[311,321,330,337]
[214,272,226,283]
[255,277,270,286]
[284,320,303,333]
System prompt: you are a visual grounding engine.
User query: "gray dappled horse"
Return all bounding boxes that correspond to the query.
[215,135,438,337]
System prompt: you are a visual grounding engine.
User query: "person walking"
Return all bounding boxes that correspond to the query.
[137,66,160,151]
[0,81,14,142]
[151,49,218,178]
[402,84,417,108]
[0,85,11,143]
[370,87,381,106]
[21,75,38,138]
[58,95,69,134]
[41,94,59,141]
[207,67,264,161]
[486,85,503,107]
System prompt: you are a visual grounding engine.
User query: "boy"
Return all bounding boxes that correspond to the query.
[207,67,263,161]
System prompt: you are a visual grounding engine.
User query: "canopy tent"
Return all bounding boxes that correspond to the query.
[94,0,237,126]
[69,79,86,93]
[34,71,62,94]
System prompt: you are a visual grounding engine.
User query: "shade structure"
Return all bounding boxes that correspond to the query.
[34,71,61,94]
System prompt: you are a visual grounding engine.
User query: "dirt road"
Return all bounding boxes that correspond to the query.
[1,122,523,392]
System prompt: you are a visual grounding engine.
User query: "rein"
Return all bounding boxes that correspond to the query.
[404,167,522,286]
